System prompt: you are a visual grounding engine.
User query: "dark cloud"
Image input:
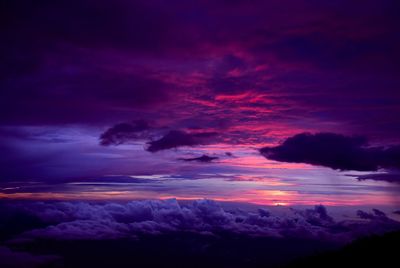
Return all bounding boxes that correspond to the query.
[99,124,219,153]
[100,121,150,146]
[357,209,388,221]
[293,205,334,227]
[178,155,219,163]
[353,171,400,184]
[260,133,400,171]
[147,131,218,152]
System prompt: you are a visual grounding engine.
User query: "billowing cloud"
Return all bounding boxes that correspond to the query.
[0,199,396,242]
[357,209,388,220]
[260,133,400,171]
[1,200,399,268]
[147,131,218,152]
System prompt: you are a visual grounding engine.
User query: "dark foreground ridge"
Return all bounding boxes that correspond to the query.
[1,231,399,268]
[285,231,400,268]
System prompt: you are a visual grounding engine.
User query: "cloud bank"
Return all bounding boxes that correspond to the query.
[1,199,397,243]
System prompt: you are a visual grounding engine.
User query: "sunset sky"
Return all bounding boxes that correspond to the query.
[1,0,400,208]
[2,1,400,267]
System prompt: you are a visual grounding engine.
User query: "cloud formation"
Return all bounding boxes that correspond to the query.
[353,171,400,184]
[147,131,218,152]
[100,121,150,146]
[260,133,400,171]
[99,122,219,153]
[1,199,397,242]
[178,155,219,163]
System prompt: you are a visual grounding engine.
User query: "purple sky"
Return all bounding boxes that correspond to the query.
[1,0,400,206]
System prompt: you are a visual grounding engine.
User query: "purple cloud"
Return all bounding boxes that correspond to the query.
[100,121,150,146]
[0,200,395,242]
[260,133,400,172]
[146,131,218,152]
[178,155,219,163]
[353,171,400,184]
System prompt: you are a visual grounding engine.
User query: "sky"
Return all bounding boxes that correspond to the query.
[1,0,400,207]
[2,1,400,267]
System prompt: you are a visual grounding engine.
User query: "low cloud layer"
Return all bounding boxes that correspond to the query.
[1,199,398,243]
[260,133,400,172]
